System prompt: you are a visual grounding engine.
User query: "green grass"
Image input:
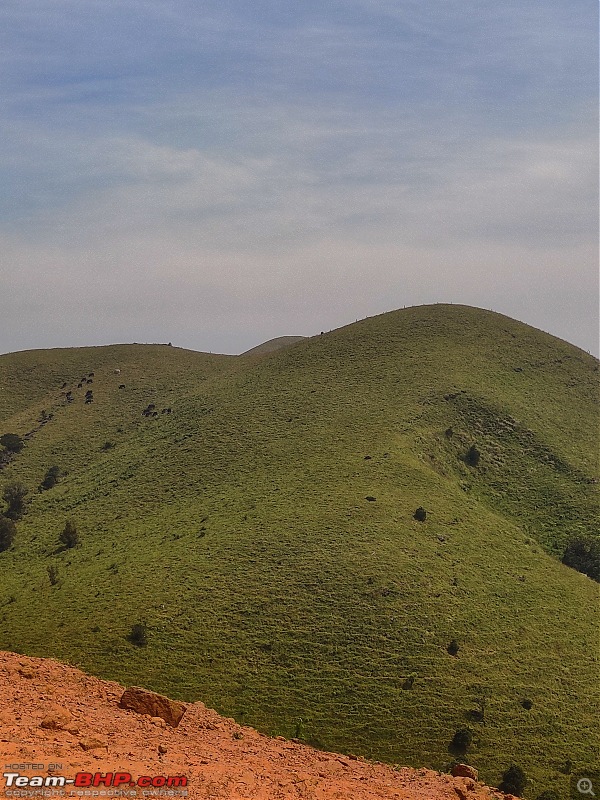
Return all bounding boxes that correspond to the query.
[0,305,598,799]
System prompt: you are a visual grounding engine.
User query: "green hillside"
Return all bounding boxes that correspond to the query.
[0,305,598,798]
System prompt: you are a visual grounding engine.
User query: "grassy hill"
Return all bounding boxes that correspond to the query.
[0,304,598,798]
[241,335,307,356]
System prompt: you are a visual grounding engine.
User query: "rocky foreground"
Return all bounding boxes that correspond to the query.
[0,651,510,799]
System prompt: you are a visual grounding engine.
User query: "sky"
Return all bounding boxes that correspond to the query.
[0,0,598,356]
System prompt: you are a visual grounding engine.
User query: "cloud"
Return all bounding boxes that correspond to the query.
[0,0,597,355]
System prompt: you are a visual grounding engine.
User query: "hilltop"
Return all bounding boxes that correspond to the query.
[0,304,598,797]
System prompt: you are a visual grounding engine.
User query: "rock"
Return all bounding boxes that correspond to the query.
[18,668,35,679]
[40,704,72,730]
[119,687,187,728]
[451,764,478,780]
[79,736,107,751]
[158,744,168,755]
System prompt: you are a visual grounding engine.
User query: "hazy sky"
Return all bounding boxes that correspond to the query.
[1,0,598,355]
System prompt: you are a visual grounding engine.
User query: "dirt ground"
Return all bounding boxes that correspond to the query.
[0,651,511,800]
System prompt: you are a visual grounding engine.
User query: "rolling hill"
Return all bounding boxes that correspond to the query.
[0,304,598,798]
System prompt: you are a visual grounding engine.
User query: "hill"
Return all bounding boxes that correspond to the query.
[241,336,307,357]
[0,650,507,800]
[0,304,598,798]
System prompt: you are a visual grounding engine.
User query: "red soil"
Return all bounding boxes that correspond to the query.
[0,651,510,800]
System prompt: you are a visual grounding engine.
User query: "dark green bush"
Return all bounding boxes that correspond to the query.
[2,482,28,520]
[0,516,16,552]
[0,433,24,454]
[562,535,600,582]
[447,639,459,656]
[465,444,480,467]
[40,465,61,491]
[128,622,148,647]
[499,765,527,796]
[413,507,427,522]
[59,520,79,549]
[402,672,417,689]
[451,727,473,753]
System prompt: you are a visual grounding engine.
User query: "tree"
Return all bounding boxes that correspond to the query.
[2,482,28,520]
[499,765,527,796]
[562,535,600,582]
[0,516,16,552]
[0,433,24,454]
[59,520,79,549]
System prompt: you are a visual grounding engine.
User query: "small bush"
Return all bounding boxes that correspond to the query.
[499,765,527,796]
[40,465,61,491]
[128,622,148,647]
[101,441,114,451]
[0,433,24,454]
[521,698,533,710]
[451,727,473,753]
[447,639,459,656]
[0,516,16,552]
[465,445,480,467]
[2,482,28,520]
[402,672,417,689]
[562,535,600,582]
[536,791,559,800]
[59,520,79,549]
[413,507,427,522]
[47,564,59,586]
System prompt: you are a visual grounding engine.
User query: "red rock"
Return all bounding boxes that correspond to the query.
[40,704,72,730]
[451,764,478,780]
[119,686,187,728]
[79,736,107,751]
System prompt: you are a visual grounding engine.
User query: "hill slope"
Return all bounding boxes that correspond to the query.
[0,650,506,800]
[241,336,307,357]
[0,305,598,798]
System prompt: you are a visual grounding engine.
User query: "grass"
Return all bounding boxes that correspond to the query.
[0,304,598,798]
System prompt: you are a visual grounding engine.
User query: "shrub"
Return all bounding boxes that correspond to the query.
[402,672,417,689]
[413,507,427,522]
[451,727,473,754]
[128,622,148,647]
[101,441,114,451]
[2,482,28,520]
[40,465,61,491]
[521,698,533,710]
[447,639,459,656]
[562,535,600,582]
[465,445,480,467]
[0,516,16,552]
[499,765,527,796]
[536,791,559,800]
[0,433,24,454]
[59,520,79,549]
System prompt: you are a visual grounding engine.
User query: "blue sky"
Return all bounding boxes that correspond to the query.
[0,0,597,354]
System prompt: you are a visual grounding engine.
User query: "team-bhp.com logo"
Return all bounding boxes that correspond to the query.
[3,771,187,793]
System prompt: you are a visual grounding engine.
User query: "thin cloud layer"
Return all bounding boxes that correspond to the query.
[0,0,597,355]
